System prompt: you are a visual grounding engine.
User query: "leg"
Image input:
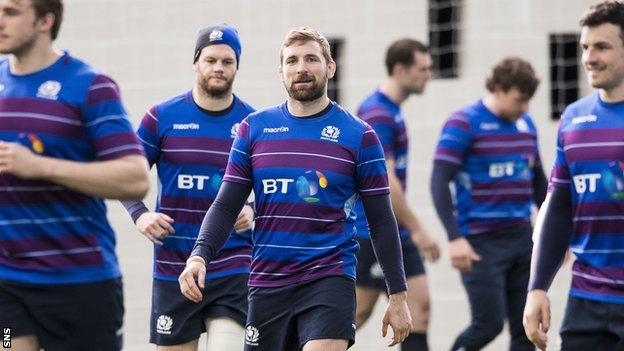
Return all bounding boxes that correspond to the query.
[297,277,356,350]
[245,285,296,351]
[451,236,506,351]
[205,317,245,351]
[201,274,248,351]
[302,339,349,351]
[402,274,430,351]
[157,340,199,351]
[10,336,39,351]
[505,234,534,351]
[355,286,381,328]
[560,296,617,351]
[0,282,39,351]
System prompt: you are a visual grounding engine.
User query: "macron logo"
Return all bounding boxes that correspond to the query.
[173,123,200,130]
[263,126,289,133]
[572,115,597,125]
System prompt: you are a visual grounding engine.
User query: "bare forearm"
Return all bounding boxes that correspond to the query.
[41,155,149,199]
[389,174,423,232]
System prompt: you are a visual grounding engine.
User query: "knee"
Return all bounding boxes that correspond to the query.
[475,319,504,342]
[410,296,431,331]
[355,305,374,327]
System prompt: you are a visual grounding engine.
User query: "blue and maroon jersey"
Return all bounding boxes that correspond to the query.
[0,52,144,284]
[224,101,389,288]
[354,90,409,239]
[549,93,624,304]
[434,99,541,236]
[138,92,254,281]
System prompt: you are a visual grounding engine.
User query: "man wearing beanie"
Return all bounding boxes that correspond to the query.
[122,24,255,351]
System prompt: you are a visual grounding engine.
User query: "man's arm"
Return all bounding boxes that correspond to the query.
[430,161,481,272]
[532,164,548,208]
[386,158,440,261]
[523,186,573,350]
[0,141,148,200]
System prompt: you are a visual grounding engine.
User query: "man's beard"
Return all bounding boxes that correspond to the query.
[198,75,233,98]
[0,33,37,57]
[285,74,327,102]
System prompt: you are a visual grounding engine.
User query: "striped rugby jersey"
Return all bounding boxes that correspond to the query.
[434,99,541,236]
[138,92,254,281]
[224,101,389,287]
[353,90,410,239]
[0,52,144,284]
[550,93,624,304]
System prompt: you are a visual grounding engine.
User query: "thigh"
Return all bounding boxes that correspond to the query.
[205,317,244,351]
[151,279,205,346]
[302,339,349,351]
[202,274,249,327]
[402,237,426,278]
[355,285,381,327]
[23,278,124,351]
[297,277,356,350]
[245,285,296,351]
[0,281,37,338]
[560,296,616,350]
[355,238,387,291]
[461,239,506,324]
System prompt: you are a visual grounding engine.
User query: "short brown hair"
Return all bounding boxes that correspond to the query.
[279,27,333,65]
[579,0,624,44]
[385,38,429,75]
[485,57,540,98]
[31,0,63,40]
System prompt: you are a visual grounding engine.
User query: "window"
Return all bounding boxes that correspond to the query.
[429,0,461,79]
[550,33,580,120]
[328,38,344,103]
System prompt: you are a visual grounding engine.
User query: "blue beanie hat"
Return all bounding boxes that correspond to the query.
[194,25,242,68]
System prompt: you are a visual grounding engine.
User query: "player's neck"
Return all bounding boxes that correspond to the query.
[599,83,624,104]
[483,94,515,122]
[286,95,331,117]
[9,38,61,75]
[379,79,407,105]
[192,87,234,112]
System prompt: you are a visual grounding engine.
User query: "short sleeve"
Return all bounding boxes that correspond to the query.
[82,74,144,160]
[433,113,472,166]
[224,117,253,186]
[355,125,389,197]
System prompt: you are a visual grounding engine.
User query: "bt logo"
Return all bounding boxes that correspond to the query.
[488,162,516,178]
[573,173,601,194]
[262,178,294,194]
[178,174,210,190]
[261,170,328,202]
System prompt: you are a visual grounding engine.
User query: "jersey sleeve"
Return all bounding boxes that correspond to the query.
[224,117,253,186]
[358,107,395,158]
[355,125,389,197]
[548,119,571,191]
[82,74,144,160]
[433,112,472,166]
[136,105,160,167]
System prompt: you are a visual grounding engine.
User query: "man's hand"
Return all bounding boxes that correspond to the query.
[523,290,550,350]
[178,257,206,303]
[136,212,175,245]
[448,237,481,273]
[234,205,254,233]
[411,229,441,262]
[0,141,46,179]
[382,291,412,346]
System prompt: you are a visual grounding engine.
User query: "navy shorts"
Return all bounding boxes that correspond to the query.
[356,236,424,290]
[244,276,356,350]
[150,274,248,346]
[560,296,624,350]
[0,278,123,351]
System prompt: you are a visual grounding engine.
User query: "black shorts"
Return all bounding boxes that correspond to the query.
[0,278,123,351]
[150,274,248,346]
[356,236,425,290]
[560,296,624,350]
[245,276,356,350]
